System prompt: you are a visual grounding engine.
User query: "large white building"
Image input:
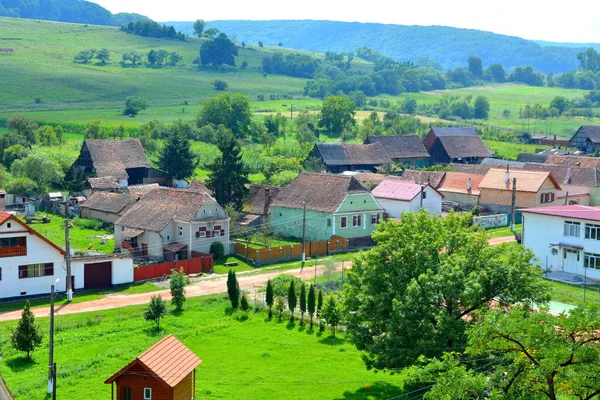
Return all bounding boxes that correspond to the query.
[0,212,133,300]
[522,205,600,280]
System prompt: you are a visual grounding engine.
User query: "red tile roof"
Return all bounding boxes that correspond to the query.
[479,168,561,192]
[105,334,202,387]
[439,172,485,195]
[521,205,600,222]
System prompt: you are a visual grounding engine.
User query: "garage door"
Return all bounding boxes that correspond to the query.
[84,261,112,290]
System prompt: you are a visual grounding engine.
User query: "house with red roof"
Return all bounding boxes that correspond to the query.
[437,172,484,209]
[522,205,600,280]
[105,334,202,400]
[371,178,443,217]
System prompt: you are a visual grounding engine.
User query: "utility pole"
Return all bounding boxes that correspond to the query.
[290,104,293,120]
[48,281,58,395]
[510,177,517,232]
[419,184,424,209]
[301,200,307,270]
[64,220,72,301]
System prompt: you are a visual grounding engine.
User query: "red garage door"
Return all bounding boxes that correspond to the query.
[84,261,112,290]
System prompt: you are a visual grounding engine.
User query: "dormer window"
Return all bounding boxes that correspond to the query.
[7,223,11,228]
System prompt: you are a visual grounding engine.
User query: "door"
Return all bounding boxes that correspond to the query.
[563,249,580,274]
[84,261,112,290]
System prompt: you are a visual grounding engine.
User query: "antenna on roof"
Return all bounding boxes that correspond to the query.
[466,177,472,191]
[504,165,510,184]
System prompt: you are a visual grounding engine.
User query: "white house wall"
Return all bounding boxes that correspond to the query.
[376,198,412,218]
[522,212,600,281]
[375,187,442,218]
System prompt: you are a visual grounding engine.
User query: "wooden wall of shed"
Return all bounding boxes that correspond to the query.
[173,372,194,400]
[115,363,172,400]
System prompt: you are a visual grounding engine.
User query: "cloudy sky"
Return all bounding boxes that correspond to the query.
[91,0,600,43]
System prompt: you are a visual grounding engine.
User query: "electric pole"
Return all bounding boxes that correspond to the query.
[290,104,293,120]
[510,177,517,232]
[64,220,72,301]
[301,200,307,270]
[48,282,57,395]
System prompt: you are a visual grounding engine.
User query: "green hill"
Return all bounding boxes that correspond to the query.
[167,20,592,74]
[0,17,311,113]
[0,0,148,26]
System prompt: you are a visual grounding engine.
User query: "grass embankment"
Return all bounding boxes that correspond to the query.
[548,281,600,306]
[483,223,522,238]
[0,295,405,400]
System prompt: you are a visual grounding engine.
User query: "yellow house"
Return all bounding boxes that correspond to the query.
[479,168,562,213]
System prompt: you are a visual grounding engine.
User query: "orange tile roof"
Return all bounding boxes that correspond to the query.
[438,172,485,195]
[105,335,202,387]
[479,168,561,193]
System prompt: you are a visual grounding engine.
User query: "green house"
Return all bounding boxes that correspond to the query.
[270,172,384,242]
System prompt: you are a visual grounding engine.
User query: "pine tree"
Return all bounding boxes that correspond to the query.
[317,289,325,332]
[240,294,250,311]
[11,300,42,359]
[156,123,199,180]
[288,280,297,322]
[170,267,187,311]
[266,279,274,319]
[206,129,250,210]
[307,284,316,329]
[227,270,240,308]
[299,283,307,325]
[144,295,167,331]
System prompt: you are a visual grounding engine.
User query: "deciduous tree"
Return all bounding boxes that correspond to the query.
[123,96,147,116]
[144,295,167,330]
[321,295,341,336]
[473,96,490,119]
[170,267,187,311]
[318,95,356,137]
[193,19,205,38]
[196,92,252,137]
[95,48,110,64]
[11,300,42,359]
[467,55,483,78]
[200,33,238,67]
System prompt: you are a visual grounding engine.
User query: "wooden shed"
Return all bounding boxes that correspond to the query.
[105,335,202,400]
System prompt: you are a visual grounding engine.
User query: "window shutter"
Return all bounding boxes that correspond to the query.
[221,230,225,236]
[541,193,546,203]
[207,231,212,238]
[196,231,200,238]
[214,225,221,231]
[358,215,362,226]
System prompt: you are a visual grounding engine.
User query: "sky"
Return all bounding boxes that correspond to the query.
[91,0,600,43]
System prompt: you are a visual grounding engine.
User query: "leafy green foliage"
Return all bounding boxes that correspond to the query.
[193,19,205,38]
[210,241,225,260]
[11,301,42,359]
[240,294,250,312]
[212,79,228,91]
[170,267,187,311]
[143,295,167,330]
[473,96,490,119]
[321,295,342,336]
[123,96,147,116]
[74,49,96,64]
[319,94,356,136]
[121,20,185,41]
[200,33,238,67]
[11,154,64,193]
[344,210,551,370]
[197,92,252,137]
[95,48,110,64]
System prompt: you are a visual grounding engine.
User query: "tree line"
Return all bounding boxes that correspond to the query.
[121,20,185,41]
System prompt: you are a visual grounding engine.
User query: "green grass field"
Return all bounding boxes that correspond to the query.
[0,295,406,400]
[484,140,552,160]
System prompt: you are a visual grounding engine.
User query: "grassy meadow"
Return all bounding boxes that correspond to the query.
[0,295,406,400]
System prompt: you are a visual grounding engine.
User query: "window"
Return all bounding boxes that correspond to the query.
[18,263,54,279]
[586,224,600,240]
[340,217,347,228]
[178,226,183,237]
[371,213,380,225]
[564,221,581,237]
[198,227,206,238]
[214,225,222,237]
[143,388,152,400]
[327,218,331,227]
[6,223,11,228]
[166,235,170,241]
[584,252,600,269]
[0,267,2,281]
[541,192,555,203]
[352,215,362,227]
[564,249,580,261]
[122,387,132,400]
[0,237,26,247]
[422,191,427,199]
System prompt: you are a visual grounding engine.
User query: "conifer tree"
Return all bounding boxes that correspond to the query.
[288,280,297,322]
[227,269,240,308]
[317,289,325,332]
[266,279,274,318]
[299,283,307,325]
[11,300,42,359]
[240,294,249,311]
[157,124,199,180]
[307,284,316,329]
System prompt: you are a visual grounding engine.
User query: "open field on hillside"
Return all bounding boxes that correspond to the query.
[484,140,552,160]
[0,295,406,400]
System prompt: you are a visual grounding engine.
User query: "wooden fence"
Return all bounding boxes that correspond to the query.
[235,235,349,265]
[133,255,213,281]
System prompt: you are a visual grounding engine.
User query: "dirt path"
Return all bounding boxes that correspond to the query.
[0,264,346,322]
[488,236,517,246]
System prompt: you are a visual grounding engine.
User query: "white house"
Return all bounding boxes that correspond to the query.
[371,178,443,218]
[114,187,230,261]
[0,212,133,300]
[522,205,600,280]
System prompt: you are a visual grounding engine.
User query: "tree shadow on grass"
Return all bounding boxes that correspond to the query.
[305,327,315,335]
[170,309,184,317]
[298,324,306,332]
[5,356,38,372]
[334,382,404,400]
[319,335,345,346]
[286,321,296,330]
[143,326,163,337]
[224,306,235,316]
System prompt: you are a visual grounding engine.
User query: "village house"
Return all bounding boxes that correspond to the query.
[80,192,139,224]
[371,178,442,217]
[270,172,384,243]
[521,205,600,281]
[105,334,202,400]
[569,126,600,153]
[239,184,281,227]
[545,154,600,170]
[423,127,492,164]
[0,212,133,300]
[397,170,446,188]
[114,188,230,261]
[522,163,600,205]
[71,139,169,188]
[310,142,392,173]
[479,168,562,213]
[82,176,120,198]
[437,172,485,209]
[364,134,431,167]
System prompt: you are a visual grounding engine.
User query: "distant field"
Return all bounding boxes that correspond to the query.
[484,140,552,160]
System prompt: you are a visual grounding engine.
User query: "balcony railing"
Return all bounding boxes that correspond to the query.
[0,246,27,257]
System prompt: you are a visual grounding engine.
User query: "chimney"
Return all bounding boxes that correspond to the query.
[466,177,472,191]
[264,187,272,216]
[566,168,572,184]
[504,165,510,185]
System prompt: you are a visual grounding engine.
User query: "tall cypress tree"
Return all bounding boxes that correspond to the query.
[157,123,199,180]
[206,129,249,210]
[317,289,324,332]
[288,280,297,322]
[307,284,316,329]
[266,279,274,319]
[299,283,307,325]
[227,269,240,308]
[11,300,42,359]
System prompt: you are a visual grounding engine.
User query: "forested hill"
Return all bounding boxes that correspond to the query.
[0,0,148,26]
[167,19,592,74]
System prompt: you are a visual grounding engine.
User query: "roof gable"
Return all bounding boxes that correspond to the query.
[243,184,282,215]
[479,168,561,192]
[271,172,367,213]
[522,163,599,187]
[315,142,391,166]
[439,172,485,195]
[105,335,202,388]
[437,135,492,159]
[573,126,600,143]
[0,212,66,255]
[84,139,150,179]
[315,142,348,165]
[365,135,430,159]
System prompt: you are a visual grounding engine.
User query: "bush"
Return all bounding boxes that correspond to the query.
[213,79,229,91]
[72,217,107,231]
[240,294,250,311]
[210,241,225,260]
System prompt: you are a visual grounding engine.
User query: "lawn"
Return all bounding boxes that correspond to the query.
[548,280,600,306]
[0,295,406,400]
[23,213,115,254]
[482,223,522,238]
[484,140,552,160]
